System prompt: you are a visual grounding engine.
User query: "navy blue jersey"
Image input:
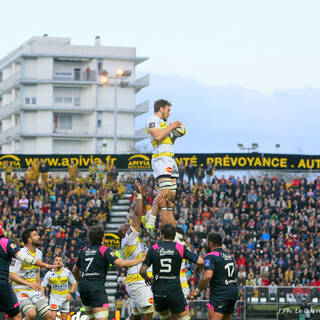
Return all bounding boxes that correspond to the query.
[76,245,117,290]
[204,248,238,300]
[144,241,198,293]
[0,237,19,281]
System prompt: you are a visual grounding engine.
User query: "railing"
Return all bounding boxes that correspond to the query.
[0,71,20,92]
[53,70,97,81]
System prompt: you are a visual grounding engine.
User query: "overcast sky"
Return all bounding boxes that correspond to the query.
[1,0,319,154]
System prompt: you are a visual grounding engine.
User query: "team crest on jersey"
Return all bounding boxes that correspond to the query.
[166,167,172,173]
[204,259,211,267]
[149,122,155,129]
[148,297,154,304]
[20,293,29,298]
[10,243,17,249]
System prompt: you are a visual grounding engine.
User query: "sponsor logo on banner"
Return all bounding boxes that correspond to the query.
[128,154,151,169]
[104,233,121,248]
[0,155,21,169]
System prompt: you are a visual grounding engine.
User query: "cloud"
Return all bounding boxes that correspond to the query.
[136,74,320,154]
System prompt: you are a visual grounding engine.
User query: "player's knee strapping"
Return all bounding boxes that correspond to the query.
[94,310,109,319]
[177,316,190,320]
[37,303,51,318]
[84,306,95,319]
[159,178,172,191]
[20,299,35,315]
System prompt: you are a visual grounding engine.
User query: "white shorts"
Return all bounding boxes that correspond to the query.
[126,282,153,314]
[49,295,70,313]
[151,156,179,179]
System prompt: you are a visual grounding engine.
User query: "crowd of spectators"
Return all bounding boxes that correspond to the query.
[2,161,320,311]
[123,170,320,303]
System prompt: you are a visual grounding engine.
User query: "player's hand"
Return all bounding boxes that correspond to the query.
[166,200,174,208]
[155,194,166,208]
[66,294,72,301]
[134,179,142,193]
[47,264,58,269]
[29,282,41,291]
[169,121,182,130]
[140,253,147,262]
[145,277,153,286]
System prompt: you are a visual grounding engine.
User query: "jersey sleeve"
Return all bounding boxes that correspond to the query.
[143,246,154,268]
[75,252,82,267]
[7,240,20,259]
[146,116,160,131]
[9,257,22,274]
[204,255,215,271]
[41,271,50,287]
[104,247,118,265]
[121,226,139,249]
[68,269,76,285]
[183,246,199,264]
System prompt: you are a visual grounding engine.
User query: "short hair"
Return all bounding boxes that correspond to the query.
[207,232,222,247]
[176,226,185,236]
[54,255,62,260]
[154,99,171,113]
[22,227,37,244]
[88,225,104,246]
[160,224,176,240]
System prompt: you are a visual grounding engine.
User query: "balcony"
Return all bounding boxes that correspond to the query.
[0,124,21,145]
[53,70,97,82]
[135,101,149,116]
[0,72,20,94]
[132,74,149,93]
[0,99,20,121]
[135,128,147,141]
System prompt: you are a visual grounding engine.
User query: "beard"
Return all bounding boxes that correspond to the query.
[32,240,40,247]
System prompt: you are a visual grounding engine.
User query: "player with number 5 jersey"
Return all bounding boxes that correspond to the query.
[73,225,146,320]
[190,233,239,320]
[140,224,204,320]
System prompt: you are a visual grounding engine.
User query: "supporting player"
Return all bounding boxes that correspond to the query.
[0,225,55,320]
[190,233,239,320]
[140,224,204,320]
[118,181,154,320]
[41,255,77,320]
[9,228,57,320]
[73,224,146,320]
[145,99,182,235]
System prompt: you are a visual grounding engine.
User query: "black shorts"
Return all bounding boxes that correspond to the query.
[154,289,187,314]
[79,288,109,308]
[207,298,237,315]
[0,281,20,317]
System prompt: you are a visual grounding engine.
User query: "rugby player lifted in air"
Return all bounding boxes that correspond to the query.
[9,227,57,320]
[118,181,155,320]
[145,99,185,235]
[41,255,77,320]
[140,224,204,320]
[190,233,239,320]
[0,225,55,320]
[73,225,146,320]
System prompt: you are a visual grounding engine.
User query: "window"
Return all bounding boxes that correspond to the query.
[54,97,63,103]
[31,97,36,104]
[74,97,80,106]
[63,97,72,103]
[54,114,72,130]
[97,119,102,128]
[25,97,30,104]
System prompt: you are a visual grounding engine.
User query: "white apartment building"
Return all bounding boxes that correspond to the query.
[0,36,149,154]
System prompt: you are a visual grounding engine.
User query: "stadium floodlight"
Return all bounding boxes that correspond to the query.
[237,143,244,148]
[252,143,259,149]
[275,144,280,148]
[237,143,259,153]
[100,70,131,154]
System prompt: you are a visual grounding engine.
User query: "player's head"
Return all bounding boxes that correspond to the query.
[54,255,63,269]
[88,225,105,245]
[154,99,172,121]
[160,224,176,241]
[207,232,223,251]
[118,223,130,239]
[175,226,184,242]
[22,227,41,247]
